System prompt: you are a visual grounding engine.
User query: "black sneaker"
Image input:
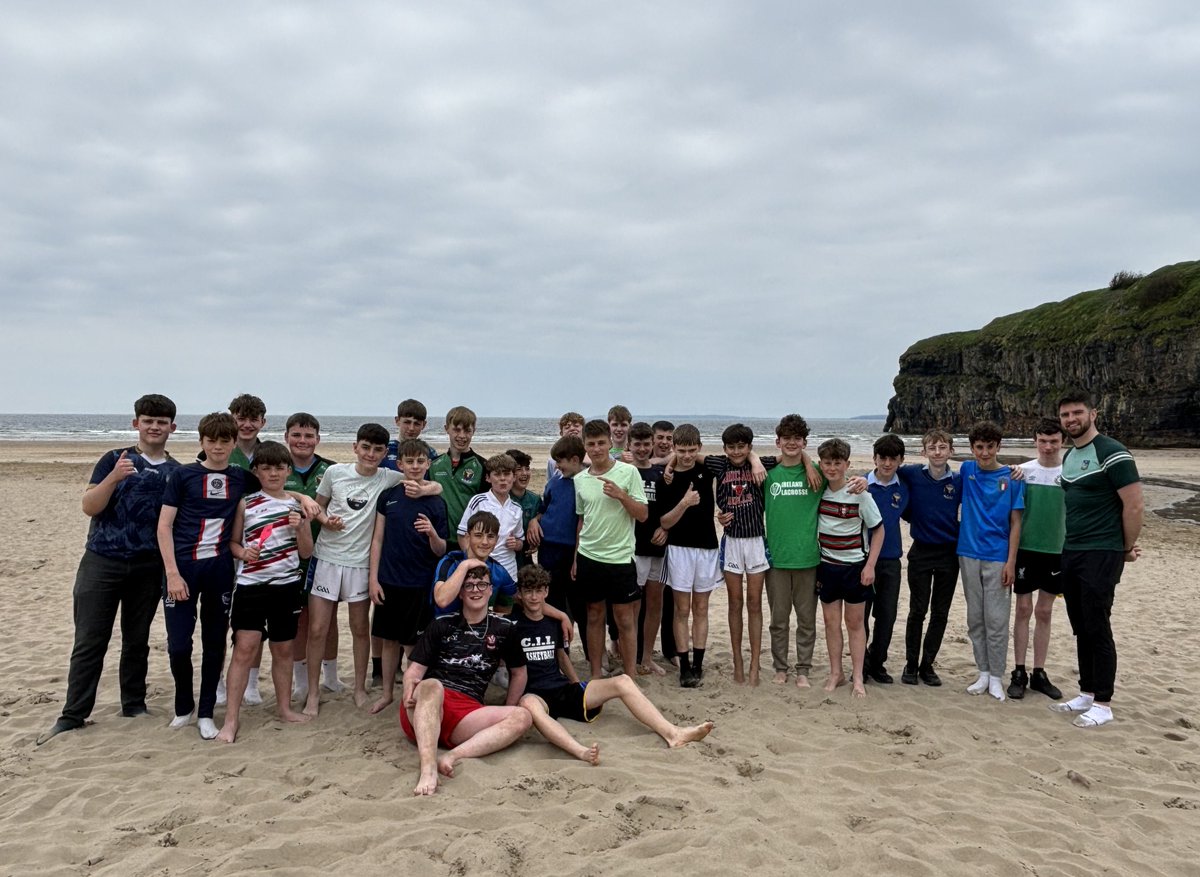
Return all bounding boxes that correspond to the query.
[918,665,942,686]
[680,670,701,689]
[901,664,919,685]
[869,666,894,684]
[1007,668,1028,699]
[1029,669,1063,700]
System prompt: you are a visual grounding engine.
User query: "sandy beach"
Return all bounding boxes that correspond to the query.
[2,440,1199,876]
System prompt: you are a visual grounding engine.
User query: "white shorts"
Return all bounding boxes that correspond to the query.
[310,559,370,603]
[721,536,770,575]
[667,546,721,594]
[635,555,667,587]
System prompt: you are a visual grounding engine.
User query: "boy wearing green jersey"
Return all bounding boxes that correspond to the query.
[1008,418,1068,700]
[429,406,487,551]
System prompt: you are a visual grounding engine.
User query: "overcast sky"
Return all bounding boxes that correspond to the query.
[2,2,1197,419]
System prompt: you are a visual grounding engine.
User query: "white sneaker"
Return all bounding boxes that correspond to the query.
[168,711,195,729]
[198,718,220,740]
[967,673,990,695]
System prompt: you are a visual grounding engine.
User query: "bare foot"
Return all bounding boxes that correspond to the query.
[369,695,394,715]
[353,688,370,709]
[413,765,439,796]
[733,667,746,685]
[852,680,867,698]
[574,742,601,765]
[215,721,238,744]
[749,670,761,688]
[669,721,715,747]
[436,753,457,779]
[795,674,811,689]
[639,661,667,677]
[772,671,787,685]
[822,673,846,693]
[278,707,312,724]
[302,696,320,718]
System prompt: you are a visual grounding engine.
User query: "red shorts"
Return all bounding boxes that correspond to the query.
[399,687,484,749]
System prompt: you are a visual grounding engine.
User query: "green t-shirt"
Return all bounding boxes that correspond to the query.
[763,462,823,569]
[1061,435,1140,552]
[229,442,260,471]
[1017,460,1065,555]
[574,460,647,564]
[429,450,487,536]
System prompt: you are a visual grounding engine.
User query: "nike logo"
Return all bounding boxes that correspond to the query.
[1050,570,1062,576]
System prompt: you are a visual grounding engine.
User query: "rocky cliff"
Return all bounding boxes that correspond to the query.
[885,260,1200,447]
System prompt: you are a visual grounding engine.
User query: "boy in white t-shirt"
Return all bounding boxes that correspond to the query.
[458,453,524,579]
[815,439,884,698]
[303,423,441,717]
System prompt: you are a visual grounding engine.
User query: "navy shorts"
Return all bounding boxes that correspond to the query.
[534,682,603,723]
[371,585,432,646]
[229,584,302,641]
[817,561,873,605]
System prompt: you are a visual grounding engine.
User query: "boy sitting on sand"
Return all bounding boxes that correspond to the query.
[513,566,713,764]
[217,441,314,742]
[815,439,884,698]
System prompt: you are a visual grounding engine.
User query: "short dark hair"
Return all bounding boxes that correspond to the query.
[463,565,491,584]
[228,394,266,419]
[652,420,675,434]
[551,435,585,462]
[356,423,390,445]
[505,449,532,468]
[776,414,810,440]
[517,565,551,591]
[485,453,517,474]
[583,420,610,439]
[465,510,500,536]
[1034,418,1065,439]
[285,412,320,432]
[968,421,1003,445]
[607,405,632,424]
[817,438,850,461]
[134,394,176,420]
[1056,388,1095,410]
[628,422,654,442]
[873,434,905,459]
[198,412,237,441]
[396,438,430,460]
[673,424,701,446]
[250,440,293,469]
[396,399,427,420]
[722,423,754,446]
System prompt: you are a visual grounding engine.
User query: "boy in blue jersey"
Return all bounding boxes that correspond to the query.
[157,412,261,739]
[433,511,518,617]
[38,394,181,746]
[382,398,438,470]
[367,439,449,715]
[863,434,909,685]
[958,421,1024,702]
[897,429,961,687]
[527,436,585,616]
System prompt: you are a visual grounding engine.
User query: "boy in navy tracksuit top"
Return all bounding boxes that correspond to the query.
[863,435,909,684]
[896,429,962,686]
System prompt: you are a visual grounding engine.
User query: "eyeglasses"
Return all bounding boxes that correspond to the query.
[462,580,491,592]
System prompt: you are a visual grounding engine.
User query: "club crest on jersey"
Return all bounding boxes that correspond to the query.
[1081,460,1091,470]
[485,633,497,651]
[943,484,956,499]
[999,479,1008,492]
[205,474,228,499]
[463,468,476,482]
[891,492,902,508]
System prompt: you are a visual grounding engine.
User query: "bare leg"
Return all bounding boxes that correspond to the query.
[672,589,692,657]
[269,640,311,724]
[303,596,336,716]
[746,571,765,687]
[216,630,260,743]
[586,602,607,678]
[437,705,533,779]
[725,571,746,683]
[640,580,667,675]
[1033,591,1055,668]
[846,602,867,698]
[821,600,845,692]
[348,600,371,707]
[411,679,445,796]
[520,694,599,764]
[612,600,641,677]
[370,640,402,714]
[587,675,714,747]
[691,591,711,650]
[1013,592,1033,667]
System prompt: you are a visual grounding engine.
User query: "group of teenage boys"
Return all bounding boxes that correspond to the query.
[39,390,1143,792]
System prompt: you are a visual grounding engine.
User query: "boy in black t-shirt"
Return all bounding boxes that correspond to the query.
[513,567,713,764]
[628,422,674,675]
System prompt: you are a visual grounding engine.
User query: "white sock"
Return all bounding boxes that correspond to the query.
[967,672,990,695]
[198,718,220,740]
[1073,704,1114,727]
[988,676,1006,701]
[1052,693,1095,713]
[293,660,308,697]
[169,711,195,729]
[215,675,227,706]
[321,659,345,692]
[244,668,263,705]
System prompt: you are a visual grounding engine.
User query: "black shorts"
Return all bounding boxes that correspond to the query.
[229,584,302,641]
[534,682,603,723]
[575,554,641,605]
[816,561,873,605]
[371,586,432,646]
[1014,550,1063,596]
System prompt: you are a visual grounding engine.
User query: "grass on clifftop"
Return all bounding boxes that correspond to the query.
[907,259,1200,355]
